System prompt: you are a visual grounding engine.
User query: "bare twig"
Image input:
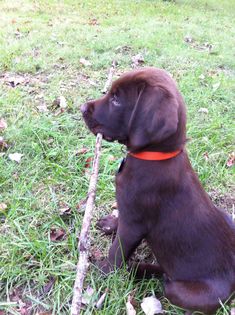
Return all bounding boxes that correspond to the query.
[71,62,116,315]
[102,60,117,93]
[71,133,102,315]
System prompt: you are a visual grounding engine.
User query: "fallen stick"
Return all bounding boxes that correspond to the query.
[71,133,102,315]
[71,62,116,315]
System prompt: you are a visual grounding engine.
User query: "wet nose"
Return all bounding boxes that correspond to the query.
[80,103,88,114]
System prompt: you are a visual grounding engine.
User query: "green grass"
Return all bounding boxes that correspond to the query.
[0,0,234,314]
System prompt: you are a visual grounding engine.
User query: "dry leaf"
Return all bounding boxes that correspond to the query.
[96,288,108,309]
[141,296,163,315]
[80,58,92,67]
[58,96,67,109]
[52,96,67,109]
[76,198,87,212]
[131,54,144,67]
[7,76,25,87]
[111,202,118,209]
[184,35,194,43]
[90,247,103,261]
[37,103,48,113]
[126,295,137,315]
[0,136,9,151]
[0,203,7,212]
[0,118,7,131]
[49,227,66,241]
[227,152,235,168]
[203,152,209,162]
[42,277,56,294]
[82,286,95,305]
[88,18,99,26]
[112,209,119,217]
[59,203,71,216]
[75,147,88,156]
[212,82,220,92]
[198,107,209,114]
[9,153,23,163]
[85,157,93,169]
[36,312,52,315]
[108,155,116,162]
[198,74,205,80]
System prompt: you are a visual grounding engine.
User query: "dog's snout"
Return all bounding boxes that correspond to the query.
[81,103,88,114]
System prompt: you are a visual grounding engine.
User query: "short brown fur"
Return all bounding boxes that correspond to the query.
[81,67,235,314]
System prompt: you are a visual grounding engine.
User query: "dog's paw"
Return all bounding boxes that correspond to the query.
[95,258,114,275]
[96,214,118,235]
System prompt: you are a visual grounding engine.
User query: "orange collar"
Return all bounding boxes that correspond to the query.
[129,149,181,161]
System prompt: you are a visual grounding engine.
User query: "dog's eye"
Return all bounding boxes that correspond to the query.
[111,94,121,107]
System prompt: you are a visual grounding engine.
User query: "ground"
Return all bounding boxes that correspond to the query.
[0,0,234,314]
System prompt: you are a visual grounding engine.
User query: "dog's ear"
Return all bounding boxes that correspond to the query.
[128,86,179,151]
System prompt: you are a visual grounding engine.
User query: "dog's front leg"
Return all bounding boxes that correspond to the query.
[98,219,145,274]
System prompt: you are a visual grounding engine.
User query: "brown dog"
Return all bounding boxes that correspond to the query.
[81,67,235,314]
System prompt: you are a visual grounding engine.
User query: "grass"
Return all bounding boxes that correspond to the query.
[0,0,234,314]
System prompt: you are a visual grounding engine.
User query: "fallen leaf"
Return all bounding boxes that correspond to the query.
[107,155,116,162]
[203,152,209,162]
[0,118,7,131]
[76,198,87,213]
[198,74,205,80]
[111,209,119,218]
[90,247,103,261]
[111,202,118,210]
[85,157,93,169]
[87,79,97,86]
[37,103,48,113]
[36,312,52,315]
[88,18,99,26]
[42,277,56,294]
[80,58,92,67]
[82,286,95,305]
[96,288,108,309]
[14,29,23,39]
[75,147,88,156]
[0,203,7,212]
[126,295,137,315]
[227,152,235,168]
[131,54,144,67]
[9,153,23,163]
[59,203,71,216]
[141,296,163,315]
[0,136,9,151]
[7,76,25,87]
[0,311,5,315]
[58,96,67,109]
[212,82,220,92]
[52,96,67,110]
[198,107,209,114]
[184,35,194,43]
[49,227,66,241]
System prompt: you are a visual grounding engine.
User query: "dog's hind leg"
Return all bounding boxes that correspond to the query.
[164,278,232,314]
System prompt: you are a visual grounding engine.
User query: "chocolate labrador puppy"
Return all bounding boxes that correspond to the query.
[81,67,235,314]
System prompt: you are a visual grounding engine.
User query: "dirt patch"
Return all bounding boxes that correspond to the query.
[209,190,235,219]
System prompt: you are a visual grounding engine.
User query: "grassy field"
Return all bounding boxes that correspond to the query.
[0,0,234,314]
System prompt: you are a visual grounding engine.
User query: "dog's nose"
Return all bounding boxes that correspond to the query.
[80,103,88,114]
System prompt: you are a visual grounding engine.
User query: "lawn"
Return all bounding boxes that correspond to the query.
[0,0,234,314]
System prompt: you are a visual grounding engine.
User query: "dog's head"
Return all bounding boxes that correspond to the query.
[81,67,186,152]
